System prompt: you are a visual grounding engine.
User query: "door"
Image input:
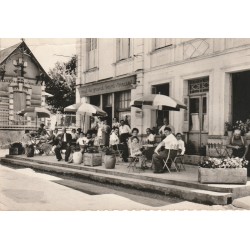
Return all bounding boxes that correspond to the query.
[189,94,208,154]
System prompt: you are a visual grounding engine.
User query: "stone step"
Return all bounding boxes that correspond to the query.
[4,155,242,194]
[1,157,232,205]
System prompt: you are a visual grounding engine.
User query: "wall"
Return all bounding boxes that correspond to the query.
[143,38,250,136]
[76,38,250,137]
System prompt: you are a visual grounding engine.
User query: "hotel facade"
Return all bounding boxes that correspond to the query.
[76,38,250,154]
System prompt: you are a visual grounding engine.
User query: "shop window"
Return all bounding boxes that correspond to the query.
[90,95,100,107]
[117,90,131,109]
[103,93,112,107]
[153,38,172,50]
[87,38,97,69]
[117,38,132,61]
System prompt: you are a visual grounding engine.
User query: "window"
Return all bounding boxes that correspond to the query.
[188,77,209,94]
[117,38,132,61]
[87,38,97,69]
[117,90,131,109]
[154,38,172,50]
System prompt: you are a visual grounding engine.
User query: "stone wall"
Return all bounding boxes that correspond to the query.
[0,130,23,148]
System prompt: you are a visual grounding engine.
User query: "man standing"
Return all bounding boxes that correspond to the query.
[152,127,178,173]
[158,118,175,139]
[54,127,72,162]
[119,119,131,162]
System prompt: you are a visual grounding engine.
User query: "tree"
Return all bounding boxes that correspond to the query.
[45,55,76,113]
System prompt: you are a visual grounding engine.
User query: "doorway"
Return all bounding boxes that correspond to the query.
[187,77,209,154]
[232,70,250,123]
[152,83,170,129]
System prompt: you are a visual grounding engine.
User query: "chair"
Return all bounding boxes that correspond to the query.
[173,155,185,171]
[162,149,179,173]
[127,146,147,173]
[113,144,124,163]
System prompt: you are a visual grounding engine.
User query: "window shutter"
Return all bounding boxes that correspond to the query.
[121,38,128,60]
[86,38,91,52]
[182,96,189,132]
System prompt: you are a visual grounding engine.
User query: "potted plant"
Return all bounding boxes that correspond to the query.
[198,157,248,184]
[225,121,233,137]
[233,120,248,136]
[102,146,116,169]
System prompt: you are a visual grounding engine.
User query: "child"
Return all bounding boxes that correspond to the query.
[130,136,142,157]
[176,133,185,155]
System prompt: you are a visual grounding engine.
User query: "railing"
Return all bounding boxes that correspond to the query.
[0,111,77,130]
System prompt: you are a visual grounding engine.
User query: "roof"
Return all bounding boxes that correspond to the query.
[0,41,49,80]
[0,42,22,65]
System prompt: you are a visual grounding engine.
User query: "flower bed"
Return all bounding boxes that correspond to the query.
[198,157,248,184]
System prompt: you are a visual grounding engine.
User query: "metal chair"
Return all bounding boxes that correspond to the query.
[173,155,185,171]
[127,145,147,173]
[162,149,179,173]
[113,144,124,163]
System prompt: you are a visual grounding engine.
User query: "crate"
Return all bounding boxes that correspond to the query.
[83,153,102,167]
[9,143,23,155]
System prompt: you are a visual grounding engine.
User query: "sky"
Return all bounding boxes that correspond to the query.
[0,38,77,72]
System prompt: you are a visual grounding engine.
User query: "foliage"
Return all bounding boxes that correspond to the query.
[45,55,77,113]
[225,121,233,131]
[101,146,116,155]
[225,119,250,135]
[86,147,99,153]
[199,157,248,169]
[233,120,250,135]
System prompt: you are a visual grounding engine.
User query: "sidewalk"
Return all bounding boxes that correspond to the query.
[1,149,250,208]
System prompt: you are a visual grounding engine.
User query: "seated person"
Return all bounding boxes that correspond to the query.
[146,128,156,145]
[130,136,143,157]
[127,128,140,148]
[85,132,94,147]
[40,129,56,155]
[54,127,72,162]
[152,127,178,173]
[53,128,59,137]
[158,118,175,140]
[76,132,86,152]
[175,133,185,155]
[76,132,93,153]
[37,123,47,137]
[227,129,248,158]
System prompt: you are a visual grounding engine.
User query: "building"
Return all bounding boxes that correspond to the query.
[0,40,49,128]
[76,38,250,154]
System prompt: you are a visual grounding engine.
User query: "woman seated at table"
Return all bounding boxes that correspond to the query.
[146,128,156,145]
[227,129,248,158]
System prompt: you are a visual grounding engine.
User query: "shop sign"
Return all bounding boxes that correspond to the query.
[79,75,136,96]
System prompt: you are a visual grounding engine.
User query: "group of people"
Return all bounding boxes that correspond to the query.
[20,117,186,172]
